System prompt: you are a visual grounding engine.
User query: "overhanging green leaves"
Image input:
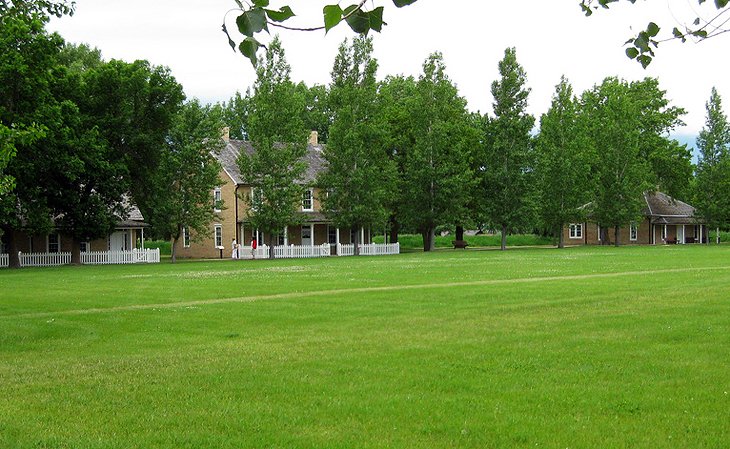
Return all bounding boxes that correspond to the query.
[323,5,343,33]
[265,6,295,22]
[236,8,268,37]
[344,5,370,34]
[239,37,263,66]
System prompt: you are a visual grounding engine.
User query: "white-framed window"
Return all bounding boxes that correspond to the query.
[630,223,638,241]
[213,187,222,212]
[183,227,191,248]
[327,226,337,244]
[48,233,60,253]
[214,225,223,248]
[80,241,90,253]
[277,228,286,246]
[302,189,313,211]
[569,223,583,239]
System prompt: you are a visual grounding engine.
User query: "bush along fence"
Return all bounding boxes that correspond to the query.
[0,249,161,268]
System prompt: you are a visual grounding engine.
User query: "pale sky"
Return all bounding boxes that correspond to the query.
[48,0,730,137]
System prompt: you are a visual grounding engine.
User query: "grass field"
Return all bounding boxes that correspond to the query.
[1,245,729,448]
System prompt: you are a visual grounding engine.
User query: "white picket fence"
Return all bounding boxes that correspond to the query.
[336,242,400,256]
[230,242,398,259]
[359,242,400,256]
[82,249,160,265]
[274,243,331,258]
[0,249,160,268]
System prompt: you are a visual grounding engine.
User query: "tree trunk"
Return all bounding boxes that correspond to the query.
[557,225,564,249]
[70,237,81,265]
[614,225,620,247]
[389,216,399,244]
[501,225,507,251]
[354,227,360,256]
[269,237,275,259]
[170,236,178,263]
[5,227,20,269]
[456,225,464,241]
[717,227,721,245]
[600,227,609,246]
[423,226,435,252]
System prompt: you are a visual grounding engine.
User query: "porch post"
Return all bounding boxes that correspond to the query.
[360,227,365,246]
[700,225,704,244]
[283,226,288,246]
[336,228,340,245]
[310,225,315,246]
[682,225,686,244]
[651,224,654,245]
[141,227,145,249]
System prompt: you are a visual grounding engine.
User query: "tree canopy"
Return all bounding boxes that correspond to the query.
[318,36,396,254]
[695,87,730,233]
[149,100,224,263]
[238,36,309,258]
[535,76,593,248]
[478,47,536,251]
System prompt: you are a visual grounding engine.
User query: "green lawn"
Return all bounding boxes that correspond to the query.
[1,245,729,448]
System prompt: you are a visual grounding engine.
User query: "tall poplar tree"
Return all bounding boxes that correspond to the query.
[581,78,651,245]
[400,53,477,251]
[318,36,396,255]
[581,77,689,245]
[535,76,593,248]
[378,74,417,244]
[238,36,308,259]
[695,87,730,238]
[150,100,224,263]
[479,47,535,251]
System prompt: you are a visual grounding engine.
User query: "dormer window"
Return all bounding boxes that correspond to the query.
[302,189,313,211]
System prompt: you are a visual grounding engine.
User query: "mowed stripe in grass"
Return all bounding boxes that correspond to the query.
[1,246,729,448]
[3,264,729,320]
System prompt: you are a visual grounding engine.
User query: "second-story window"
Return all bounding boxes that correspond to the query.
[213,187,222,212]
[302,189,313,211]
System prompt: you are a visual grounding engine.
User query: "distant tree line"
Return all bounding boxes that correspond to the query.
[214,35,730,252]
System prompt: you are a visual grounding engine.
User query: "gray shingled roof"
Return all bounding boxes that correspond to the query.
[218,139,325,185]
[643,191,698,219]
[581,191,703,224]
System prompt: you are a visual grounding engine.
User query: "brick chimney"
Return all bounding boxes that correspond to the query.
[221,126,230,142]
[308,130,318,146]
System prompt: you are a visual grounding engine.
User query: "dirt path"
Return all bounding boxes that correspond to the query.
[6,265,730,320]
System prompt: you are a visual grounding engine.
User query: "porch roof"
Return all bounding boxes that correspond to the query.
[240,211,330,225]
